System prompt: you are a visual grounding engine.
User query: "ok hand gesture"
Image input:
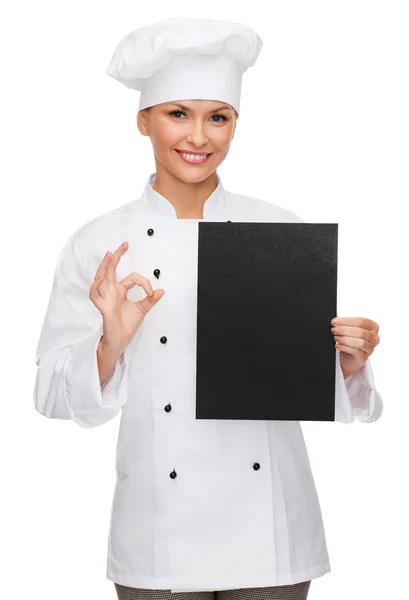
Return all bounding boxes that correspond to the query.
[90,241,164,354]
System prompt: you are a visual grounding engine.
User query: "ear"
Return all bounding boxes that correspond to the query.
[136,109,150,137]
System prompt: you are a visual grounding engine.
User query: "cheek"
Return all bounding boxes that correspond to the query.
[213,127,234,151]
[151,123,180,153]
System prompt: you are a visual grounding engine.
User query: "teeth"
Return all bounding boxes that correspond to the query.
[179,152,208,161]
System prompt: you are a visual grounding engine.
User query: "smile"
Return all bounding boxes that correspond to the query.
[175,150,212,164]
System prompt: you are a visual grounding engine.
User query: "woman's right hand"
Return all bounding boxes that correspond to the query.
[89,241,164,354]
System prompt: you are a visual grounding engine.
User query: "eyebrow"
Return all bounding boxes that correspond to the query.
[168,103,231,114]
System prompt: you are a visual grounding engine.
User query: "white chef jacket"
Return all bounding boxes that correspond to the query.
[33,172,384,593]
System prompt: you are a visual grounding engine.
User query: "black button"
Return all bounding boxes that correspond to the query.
[253,463,260,470]
[160,336,167,344]
[147,228,154,236]
[164,404,172,412]
[227,220,232,222]
[170,470,177,479]
[154,268,160,279]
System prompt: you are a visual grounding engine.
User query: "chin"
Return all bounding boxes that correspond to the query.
[176,171,212,184]
[169,164,215,184]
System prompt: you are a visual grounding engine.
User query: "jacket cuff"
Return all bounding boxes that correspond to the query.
[334,350,383,423]
[63,328,129,428]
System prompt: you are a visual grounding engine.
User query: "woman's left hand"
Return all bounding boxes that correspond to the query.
[330,317,380,378]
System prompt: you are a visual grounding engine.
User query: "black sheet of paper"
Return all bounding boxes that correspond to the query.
[195,222,338,421]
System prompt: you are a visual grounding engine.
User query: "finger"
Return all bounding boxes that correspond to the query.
[335,343,366,359]
[119,272,154,297]
[95,275,109,299]
[334,335,373,354]
[135,289,165,315]
[331,325,375,344]
[94,250,112,282]
[106,242,128,285]
[89,276,105,303]
[331,316,378,331]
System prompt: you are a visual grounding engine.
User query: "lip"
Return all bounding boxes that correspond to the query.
[174,149,213,164]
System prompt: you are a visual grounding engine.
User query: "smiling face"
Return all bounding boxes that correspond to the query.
[136,99,238,183]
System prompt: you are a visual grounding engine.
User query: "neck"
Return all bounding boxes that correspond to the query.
[152,163,218,219]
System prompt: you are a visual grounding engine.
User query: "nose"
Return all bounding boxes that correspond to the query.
[185,121,209,148]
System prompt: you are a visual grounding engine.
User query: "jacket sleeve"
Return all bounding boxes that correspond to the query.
[334,349,383,423]
[33,235,130,428]
[288,210,384,424]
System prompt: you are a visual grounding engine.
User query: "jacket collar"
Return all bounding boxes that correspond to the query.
[140,172,227,220]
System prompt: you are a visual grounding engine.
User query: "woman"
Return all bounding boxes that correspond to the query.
[33,17,383,600]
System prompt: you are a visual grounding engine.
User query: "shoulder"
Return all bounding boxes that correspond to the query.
[225,190,305,223]
[71,198,143,250]
[57,199,138,277]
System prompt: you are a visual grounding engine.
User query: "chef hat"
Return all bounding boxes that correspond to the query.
[105,16,263,116]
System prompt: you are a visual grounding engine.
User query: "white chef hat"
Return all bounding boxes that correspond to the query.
[105,16,263,116]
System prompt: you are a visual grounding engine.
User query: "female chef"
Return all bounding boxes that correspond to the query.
[33,16,383,600]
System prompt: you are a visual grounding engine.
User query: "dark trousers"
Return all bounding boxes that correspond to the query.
[114,580,311,600]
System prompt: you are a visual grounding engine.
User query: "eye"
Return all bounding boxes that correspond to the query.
[168,110,228,122]
[211,114,228,122]
[169,110,185,118]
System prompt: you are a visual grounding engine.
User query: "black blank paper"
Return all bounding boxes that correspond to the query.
[195,222,338,422]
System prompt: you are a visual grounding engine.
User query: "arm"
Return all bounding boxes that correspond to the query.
[334,348,383,423]
[98,337,123,388]
[33,236,129,428]
[289,211,383,424]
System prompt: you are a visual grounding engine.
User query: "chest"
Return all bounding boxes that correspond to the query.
[123,216,201,307]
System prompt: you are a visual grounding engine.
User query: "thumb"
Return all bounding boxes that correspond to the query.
[135,289,165,315]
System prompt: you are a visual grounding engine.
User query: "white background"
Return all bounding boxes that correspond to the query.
[1,1,408,599]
